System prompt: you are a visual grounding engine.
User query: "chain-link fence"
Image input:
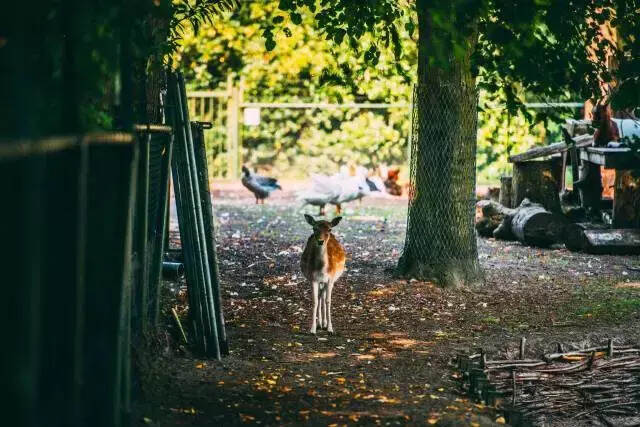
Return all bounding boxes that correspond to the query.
[397,82,482,287]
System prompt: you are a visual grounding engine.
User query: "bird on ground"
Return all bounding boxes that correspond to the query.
[298,172,379,215]
[241,165,281,204]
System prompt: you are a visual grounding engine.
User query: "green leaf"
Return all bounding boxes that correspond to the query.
[265,38,276,51]
[290,12,302,25]
[273,15,285,24]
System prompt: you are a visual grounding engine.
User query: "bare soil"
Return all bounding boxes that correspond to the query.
[136,183,640,426]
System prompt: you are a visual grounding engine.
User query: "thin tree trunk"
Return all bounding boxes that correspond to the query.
[396,1,483,287]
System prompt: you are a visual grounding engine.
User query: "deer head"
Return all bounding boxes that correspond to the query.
[304,214,342,247]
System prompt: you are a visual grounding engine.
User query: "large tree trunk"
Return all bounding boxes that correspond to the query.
[396,2,482,287]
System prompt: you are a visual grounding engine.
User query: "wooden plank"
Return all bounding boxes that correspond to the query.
[509,134,593,163]
[580,147,637,169]
[187,90,228,98]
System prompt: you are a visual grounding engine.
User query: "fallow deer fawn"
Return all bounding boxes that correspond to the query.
[300,214,346,334]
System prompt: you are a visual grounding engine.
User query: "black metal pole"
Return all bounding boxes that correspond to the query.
[178,74,221,359]
[192,122,228,355]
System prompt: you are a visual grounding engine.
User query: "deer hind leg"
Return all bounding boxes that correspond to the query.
[310,281,319,335]
[326,280,335,334]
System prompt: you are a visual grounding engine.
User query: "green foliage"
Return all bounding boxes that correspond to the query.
[176,1,415,176]
[1,0,238,136]
[176,1,586,180]
[275,0,640,118]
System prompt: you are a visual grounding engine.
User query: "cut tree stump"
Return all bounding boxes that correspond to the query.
[475,200,515,237]
[613,170,640,228]
[510,199,567,247]
[499,176,513,208]
[565,225,640,254]
[512,158,563,213]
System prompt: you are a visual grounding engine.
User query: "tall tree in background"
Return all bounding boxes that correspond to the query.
[271,0,639,287]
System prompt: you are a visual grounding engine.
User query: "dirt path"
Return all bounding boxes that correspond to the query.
[139,186,640,426]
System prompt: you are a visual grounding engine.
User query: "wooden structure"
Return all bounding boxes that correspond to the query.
[579,147,639,228]
[511,158,563,213]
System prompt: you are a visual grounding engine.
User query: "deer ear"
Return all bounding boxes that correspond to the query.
[330,216,342,227]
[304,214,315,226]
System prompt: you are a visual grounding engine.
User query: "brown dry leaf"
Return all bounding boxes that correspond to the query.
[239,414,255,422]
[335,377,346,384]
[389,338,418,348]
[496,416,506,424]
[349,414,360,422]
[355,354,375,360]
[311,352,337,359]
[427,418,439,425]
[616,281,640,289]
[368,332,386,340]
[378,395,400,404]
[195,363,205,369]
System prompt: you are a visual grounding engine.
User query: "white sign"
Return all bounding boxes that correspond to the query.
[244,107,261,126]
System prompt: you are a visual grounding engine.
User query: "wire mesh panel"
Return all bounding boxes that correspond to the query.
[397,82,483,287]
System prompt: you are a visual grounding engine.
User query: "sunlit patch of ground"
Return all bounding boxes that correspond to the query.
[140,185,640,426]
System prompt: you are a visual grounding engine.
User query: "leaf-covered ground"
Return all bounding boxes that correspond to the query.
[136,183,640,426]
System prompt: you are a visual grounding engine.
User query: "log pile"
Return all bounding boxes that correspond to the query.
[455,340,640,426]
[476,199,566,247]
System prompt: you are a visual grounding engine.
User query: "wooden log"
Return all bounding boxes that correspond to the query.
[493,215,515,240]
[511,199,567,247]
[475,200,515,237]
[508,134,593,163]
[499,176,513,208]
[613,170,640,228]
[564,223,608,252]
[512,158,563,213]
[565,227,640,254]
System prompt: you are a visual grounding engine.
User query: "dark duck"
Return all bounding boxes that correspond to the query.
[241,165,282,204]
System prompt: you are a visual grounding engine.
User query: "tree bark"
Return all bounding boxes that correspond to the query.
[499,176,513,208]
[613,170,640,228]
[512,158,563,213]
[396,1,483,287]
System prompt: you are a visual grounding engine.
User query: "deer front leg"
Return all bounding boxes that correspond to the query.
[320,286,328,329]
[316,288,323,330]
[310,281,319,335]
[326,280,335,334]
